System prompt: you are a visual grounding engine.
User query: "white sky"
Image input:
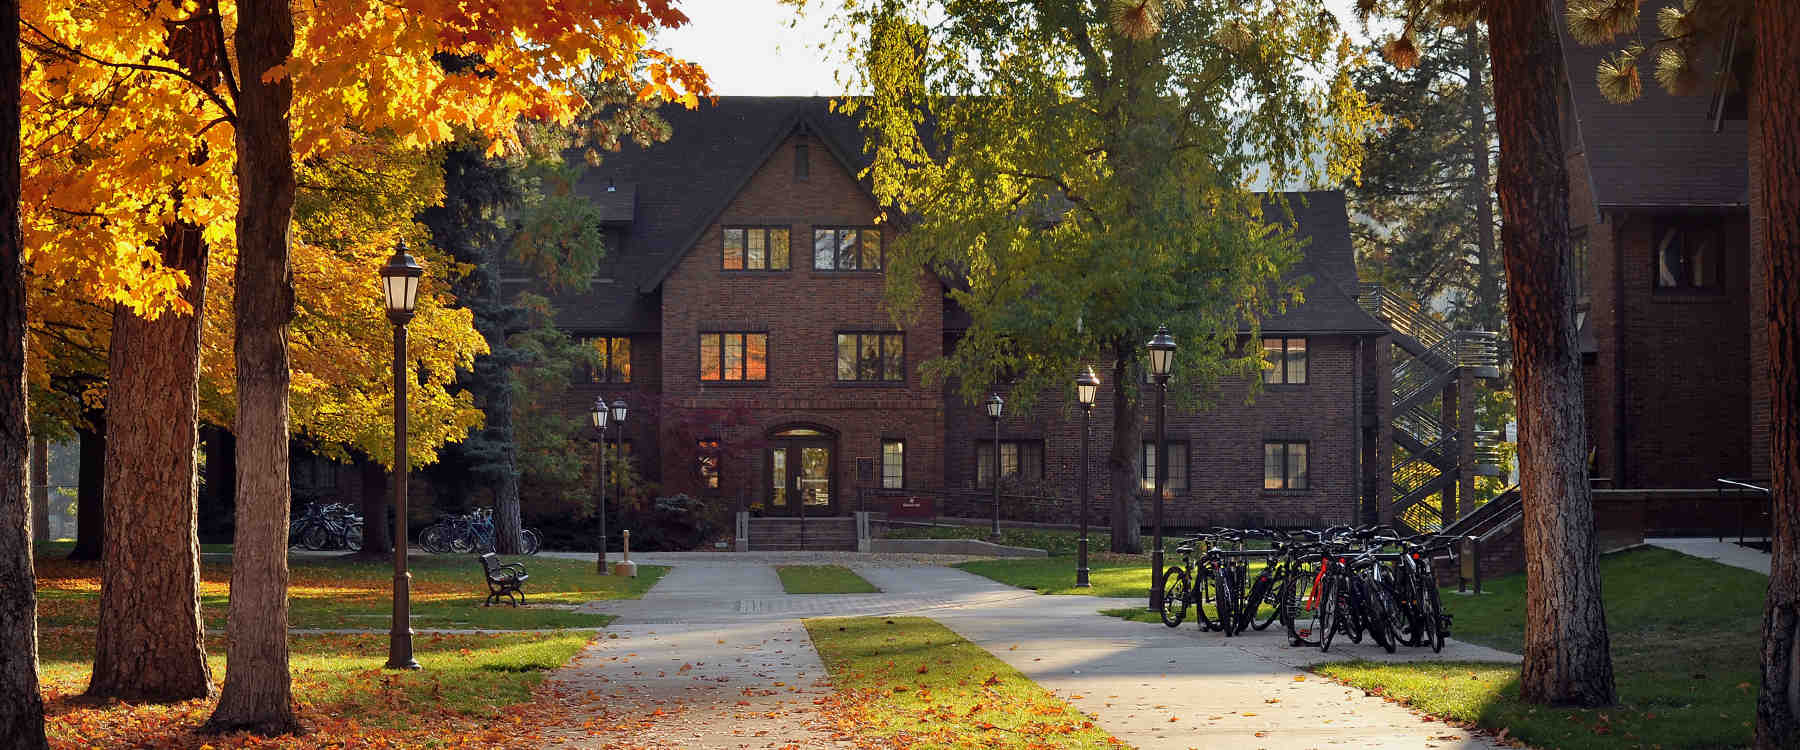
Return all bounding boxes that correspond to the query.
[658,0,1378,96]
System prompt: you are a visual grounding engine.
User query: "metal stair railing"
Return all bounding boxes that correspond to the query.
[1455,330,1502,370]
[1359,283,1452,351]
[1393,409,1450,448]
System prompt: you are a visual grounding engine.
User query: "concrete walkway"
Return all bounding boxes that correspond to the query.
[545,560,1511,748]
[1647,537,1772,575]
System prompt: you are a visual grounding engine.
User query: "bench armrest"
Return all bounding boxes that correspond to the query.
[499,563,527,575]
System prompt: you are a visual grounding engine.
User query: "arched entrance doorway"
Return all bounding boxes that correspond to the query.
[765,425,836,516]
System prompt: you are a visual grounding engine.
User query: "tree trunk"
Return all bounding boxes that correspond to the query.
[85,223,213,703]
[1484,0,1615,707]
[1107,353,1142,554]
[1467,25,1502,336]
[0,0,47,739]
[206,0,299,733]
[479,276,523,555]
[489,377,522,554]
[353,453,390,558]
[67,422,102,561]
[1754,1,1800,745]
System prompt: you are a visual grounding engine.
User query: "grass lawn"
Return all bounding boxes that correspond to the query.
[882,525,1111,556]
[1313,546,1766,749]
[39,626,590,748]
[804,617,1119,748]
[955,555,1151,597]
[34,545,666,630]
[777,565,880,594]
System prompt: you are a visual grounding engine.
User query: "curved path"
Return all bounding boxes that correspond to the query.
[544,559,1513,749]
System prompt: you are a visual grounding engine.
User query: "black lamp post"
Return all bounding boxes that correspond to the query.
[1145,325,1176,615]
[591,398,609,574]
[380,241,423,671]
[985,393,1004,541]
[1075,366,1100,588]
[610,398,628,547]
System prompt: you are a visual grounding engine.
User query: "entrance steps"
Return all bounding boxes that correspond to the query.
[745,516,858,551]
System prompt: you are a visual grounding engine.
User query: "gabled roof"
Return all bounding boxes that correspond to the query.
[533,98,1379,336]
[1556,2,1748,210]
[515,97,870,332]
[1258,191,1388,335]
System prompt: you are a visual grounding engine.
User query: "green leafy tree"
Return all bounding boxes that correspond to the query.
[1371,0,1616,708]
[796,0,1374,553]
[1563,0,1800,743]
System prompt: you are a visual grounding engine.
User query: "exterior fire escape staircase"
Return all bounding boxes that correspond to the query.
[1358,284,1506,532]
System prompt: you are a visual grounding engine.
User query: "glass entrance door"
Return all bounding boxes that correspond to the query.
[765,439,833,515]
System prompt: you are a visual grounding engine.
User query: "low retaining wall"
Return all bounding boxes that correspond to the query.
[868,538,1047,557]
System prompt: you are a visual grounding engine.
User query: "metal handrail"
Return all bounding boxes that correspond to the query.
[1359,283,1452,350]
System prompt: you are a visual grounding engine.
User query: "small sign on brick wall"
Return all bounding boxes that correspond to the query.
[855,457,875,483]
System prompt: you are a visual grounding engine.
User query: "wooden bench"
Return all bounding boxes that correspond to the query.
[479,553,529,607]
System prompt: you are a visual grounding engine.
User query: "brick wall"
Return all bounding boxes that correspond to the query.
[657,130,946,508]
[1573,152,1755,488]
[941,335,1369,529]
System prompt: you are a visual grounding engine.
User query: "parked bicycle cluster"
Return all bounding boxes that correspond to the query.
[1159,525,1453,654]
[288,502,363,551]
[417,507,543,556]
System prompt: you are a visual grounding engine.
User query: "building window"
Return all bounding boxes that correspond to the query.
[697,439,720,489]
[1262,337,1307,384]
[582,336,631,383]
[813,228,883,271]
[1264,441,1309,490]
[1654,220,1722,291]
[722,226,791,271]
[976,440,1045,488]
[699,332,768,382]
[882,439,905,489]
[1140,441,1189,493]
[835,332,904,382]
[795,142,810,181]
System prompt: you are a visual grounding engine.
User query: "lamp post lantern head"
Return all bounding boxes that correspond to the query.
[1146,325,1176,379]
[985,393,1004,420]
[380,240,425,324]
[610,398,628,425]
[591,397,608,430]
[1076,366,1100,408]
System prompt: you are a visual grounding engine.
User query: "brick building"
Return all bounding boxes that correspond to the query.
[1557,11,1768,491]
[520,96,1468,530]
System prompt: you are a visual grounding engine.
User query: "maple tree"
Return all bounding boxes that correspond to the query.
[20,0,707,735]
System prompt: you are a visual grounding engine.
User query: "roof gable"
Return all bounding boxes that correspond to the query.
[1556,1,1747,209]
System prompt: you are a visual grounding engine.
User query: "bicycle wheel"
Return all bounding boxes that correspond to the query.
[419,525,446,554]
[302,525,330,551]
[1159,567,1190,628]
[520,529,542,556]
[344,524,364,551]
[1283,563,1323,646]
[1318,575,1339,653]
[1212,565,1236,638]
[1423,574,1446,653]
[1357,577,1397,654]
[449,529,475,554]
[1191,568,1218,632]
[1243,571,1283,632]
